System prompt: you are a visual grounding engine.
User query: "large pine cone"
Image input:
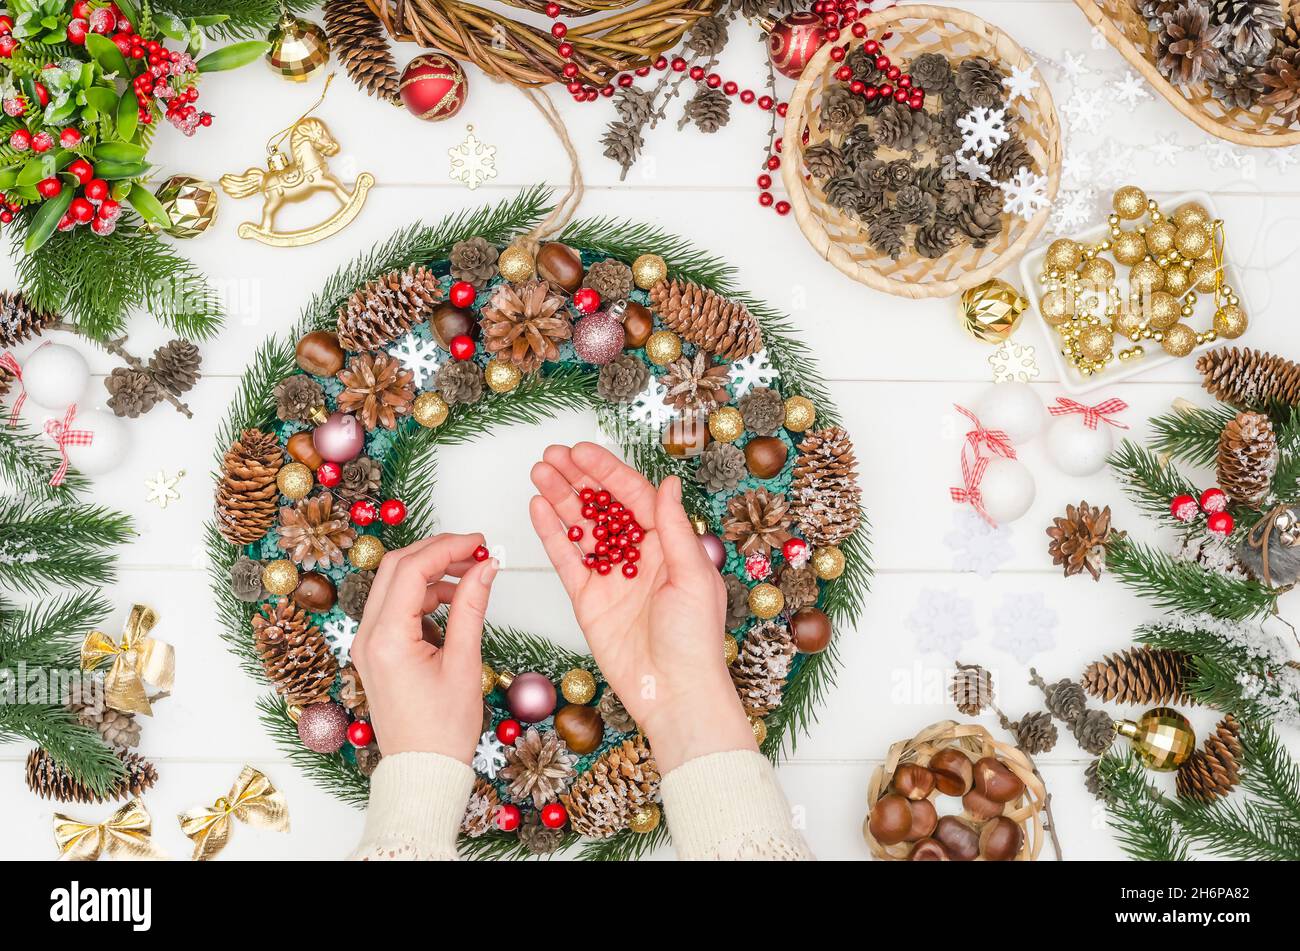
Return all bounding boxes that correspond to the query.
[252,599,338,706]
[499,726,576,808]
[1198,346,1300,409]
[1217,411,1278,508]
[215,428,284,545]
[1261,42,1300,120]
[324,0,401,103]
[723,488,794,555]
[337,264,442,352]
[277,491,356,570]
[479,280,571,374]
[337,352,415,431]
[731,619,795,716]
[788,427,862,546]
[649,278,762,361]
[660,351,730,413]
[1082,646,1194,705]
[148,339,201,395]
[104,367,160,418]
[26,748,157,804]
[1046,501,1114,581]
[561,736,659,838]
[1175,715,1242,803]
[1157,2,1229,86]
[0,290,57,348]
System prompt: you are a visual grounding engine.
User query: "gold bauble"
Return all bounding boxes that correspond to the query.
[560,668,597,705]
[262,559,299,596]
[1113,185,1148,220]
[1039,288,1071,325]
[350,534,386,570]
[1078,325,1114,361]
[1161,322,1197,357]
[1114,308,1144,340]
[1213,303,1247,339]
[629,803,662,834]
[276,462,314,500]
[1190,258,1218,292]
[496,670,516,691]
[266,13,331,81]
[1078,257,1115,287]
[1115,707,1196,771]
[811,546,845,580]
[484,358,522,394]
[413,391,450,428]
[1147,291,1181,329]
[1112,230,1147,266]
[1045,238,1082,273]
[1145,220,1177,256]
[1174,223,1211,259]
[783,395,816,433]
[632,253,668,290]
[150,175,218,238]
[481,663,496,697]
[645,330,682,366]
[750,716,768,746]
[748,582,784,619]
[1162,262,1192,296]
[1129,259,1165,292]
[1172,202,1210,231]
[724,635,739,666]
[959,278,1028,343]
[498,243,537,283]
[708,406,745,442]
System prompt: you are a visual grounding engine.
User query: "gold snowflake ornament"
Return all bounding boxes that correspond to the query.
[145,469,184,509]
[448,125,497,191]
[989,341,1040,383]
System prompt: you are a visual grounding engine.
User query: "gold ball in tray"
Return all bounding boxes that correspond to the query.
[1078,326,1114,361]
[1112,231,1147,266]
[1213,303,1248,339]
[1129,260,1165,292]
[1174,223,1212,259]
[1045,238,1082,273]
[1163,261,1192,296]
[1144,220,1177,256]
[1113,185,1148,220]
[1114,308,1144,340]
[1190,258,1217,292]
[1161,323,1198,357]
[1040,288,1072,325]
[1079,257,1115,286]
[1148,291,1181,329]
[1172,203,1211,230]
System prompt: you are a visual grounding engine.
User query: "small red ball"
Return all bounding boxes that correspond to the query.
[1170,494,1199,522]
[783,538,809,564]
[473,544,491,562]
[347,721,374,747]
[350,500,378,526]
[723,81,738,95]
[59,127,82,148]
[558,42,574,58]
[495,803,522,832]
[829,45,845,62]
[758,191,774,207]
[449,280,476,307]
[567,525,584,542]
[68,158,94,184]
[69,198,94,223]
[624,546,640,563]
[449,335,476,361]
[775,200,791,215]
[573,287,601,313]
[1199,487,1227,514]
[316,462,342,487]
[85,178,109,202]
[766,155,781,171]
[551,22,567,38]
[757,173,772,188]
[835,65,852,81]
[595,490,611,506]
[545,1,561,15]
[1207,511,1235,536]
[380,498,407,525]
[740,89,755,104]
[540,803,568,829]
[496,718,522,744]
[583,552,598,568]
[579,487,595,503]
[595,561,613,576]
[622,563,638,579]
[36,177,61,199]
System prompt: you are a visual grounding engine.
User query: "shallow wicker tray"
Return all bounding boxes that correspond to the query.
[1075,0,1300,148]
[862,720,1047,860]
[782,4,1062,300]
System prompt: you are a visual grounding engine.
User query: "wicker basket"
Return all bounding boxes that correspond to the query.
[862,720,1048,860]
[782,5,1062,300]
[1076,0,1300,148]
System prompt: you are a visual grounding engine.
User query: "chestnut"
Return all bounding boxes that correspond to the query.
[867,793,913,846]
[962,787,1005,822]
[974,756,1025,804]
[979,816,1023,861]
[893,763,936,800]
[934,815,980,861]
[929,748,974,796]
[903,798,938,842]
[908,838,950,861]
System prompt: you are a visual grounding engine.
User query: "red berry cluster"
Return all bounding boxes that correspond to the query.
[348,497,408,527]
[1170,487,1233,535]
[575,487,644,579]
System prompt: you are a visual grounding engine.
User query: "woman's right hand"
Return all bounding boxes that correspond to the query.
[528,442,756,773]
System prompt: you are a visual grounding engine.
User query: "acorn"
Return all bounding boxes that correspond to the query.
[903,798,938,842]
[295,330,345,376]
[908,837,950,861]
[974,756,1025,804]
[536,242,585,293]
[867,793,912,845]
[622,301,654,348]
[979,815,1023,861]
[553,703,604,754]
[929,748,974,796]
[293,571,337,613]
[429,302,478,349]
[892,763,935,800]
[962,786,1005,821]
[287,431,325,471]
[934,815,980,861]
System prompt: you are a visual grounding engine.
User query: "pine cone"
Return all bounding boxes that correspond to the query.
[1070,708,1117,755]
[215,428,284,545]
[104,367,160,418]
[337,264,442,352]
[277,491,357,570]
[562,735,659,838]
[274,374,325,423]
[338,663,369,720]
[613,86,654,126]
[820,83,865,133]
[338,570,375,621]
[649,278,762,361]
[461,776,500,838]
[1084,758,1109,801]
[915,164,947,198]
[684,86,731,133]
[824,173,868,214]
[1218,411,1278,508]
[0,290,57,348]
[355,742,381,777]
[602,120,644,177]
[597,353,648,403]
[911,52,954,92]
[723,488,794,555]
[0,362,13,399]
[598,690,637,732]
[778,564,820,612]
[147,338,201,395]
[731,619,796,716]
[951,664,994,715]
[803,142,846,180]
[1011,711,1058,755]
[1198,346,1300,407]
[1211,0,1285,68]
[448,236,499,289]
[874,101,927,151]
[499,727,576,808]
[1043,678,1088,723]
[789,427,863,546]
[954,56,1004,107]
[1261,44,1300,119]
[435,360,483,406]
[1209,65,1267,108]
[337,455,382,502]
[894,184,937,227]
[846,44,884,83]
[70,694,141,750]
[868,209,906,259]
[660,351,730,413]
[1046,500,1114,581]
[1140,0,1181,29]
[685,13,728,56]
[842,125,878,169]
[737,386,785,435]
[252,598,338,706]
[582,259,634,302]
[480,280,571,374]
[230,555,266,602]
[1082,646,1194,705]
[26,748,157,804]
[1176,715,1242,803]
[988,135,1034,181]
[337,352,415,431]
[696,441,746,494]
[724,574,751,631]
[517,809,565,854]
[1158,2,1229,86]
[915,215,959,259]
[324,0,400,103]
[955,187,1005,248]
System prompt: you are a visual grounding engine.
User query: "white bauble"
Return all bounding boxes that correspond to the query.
[1046,414,1114,476]
[974,382,1046,445]
[55,408,129,476]
[979,456,1036,524]
[22,344,90,409]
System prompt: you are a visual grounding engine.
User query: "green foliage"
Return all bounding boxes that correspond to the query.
[0,496,133,594]
[153,0,320,39]
[0,419,88,500]
[1150,404,1238,468]
[1096,749,1190,862]
[1106,536,1278,621]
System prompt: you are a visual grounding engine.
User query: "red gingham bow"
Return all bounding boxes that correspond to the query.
[954,404,1016,460]
[1048,397,1130,430]
[950,453,993,525]
[0,350,26,427]
[44,404,93,487]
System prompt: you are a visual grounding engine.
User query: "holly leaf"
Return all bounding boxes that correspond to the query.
[195,41,269,73]
[115,0,141,24]
[153,14,188,41]
[83,86,117,118]
[94,141,146,163]
[24,188,74,253]
[116,90,138,143]
[85,34,130,77]
[0,166,20,190]
[16,157,51,187]
[92,159,150,180]
[127,182,171,229]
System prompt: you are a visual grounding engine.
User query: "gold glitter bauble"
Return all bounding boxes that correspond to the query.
[262,559,299,596]
[497,243,536,283]
[151,175,219,238]
[560,668,597,704]
[1114,308,1144,340]
[783,395,816,433]
[708,406,745,442]
[1116,707,1196,771]
[481,663,496,697]
[1129,259,1165,292]
[1078,325,1114,361]
[632,253,668,290]
[724,636,739,666]
[1161,322,1197,357]
[1148,290,1181,329]
[1172,202,1210,231]
[1162,262,1192,296]
[1078,257,1115,286]
[811,546,845,580]
[1039,288,1071,325]
[959,278,1028,343]
[1113,185,1148,220]
[1190,258,1218,292]
[1112,230,1147,266]
[629,803,662,834]
[413,391,450,428]
[750,716,768,745]
[1213,303,1247,339]
[1045,238,1083,272]
[484,358,522,394]
[1145,220,1177,256]
[1174,223,1210,259]
[276,462,314,500]
[349,534,386,570]
[748,582,784,619]
[645,330,682,366]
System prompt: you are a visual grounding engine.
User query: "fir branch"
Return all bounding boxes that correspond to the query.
[0,589,111,670]
[481,621,594,682]
[558,217,735,288]
[1107,537,1277,621]
[0,498,133,594]
[0,421,87,500]
[577,823,669,861]
[257,694,373,807]
[0,704,125,797]
[1097,749,1189,861]
[1150,404,1237,468]
[152,0,320,38]
[1109,440,1199,530]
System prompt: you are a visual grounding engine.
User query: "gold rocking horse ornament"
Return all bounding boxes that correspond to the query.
[219,76,374,247]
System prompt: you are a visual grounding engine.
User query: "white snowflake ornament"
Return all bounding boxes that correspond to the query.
[1268,147,1300,172]
[906,589,978,659]
[729,349,779,397]
[1003,64,1040,102]
[323,616,360,662]
[1049,187,1098,234]
[473,730,508,779]
[144,469,184,509]
[1058,50,1093,82]
[955,150,992,184]
[989,340,1039,383]
[388,332,446,389]
[1110,70,1152,110]
[943,508,1015,578]
[448,125,497,190]
[999,168,1050,221]
[1061,89,1109,135]
[625,378,677,431]
[957,106,1009,159]
[1149,133,1184,167]
[990,592,1059,663]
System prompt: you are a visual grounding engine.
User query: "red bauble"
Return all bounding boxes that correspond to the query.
[350,499,378,526]
[347,721,373,748]
[31,131,53,153]
[7,129,28,150]
[1199,487,1227,514]
[540,803,568,829]
[379,498,407,525]
[622,562,638,578]
[399,53,468,121]
[1207,511,1235,536]
[495,803,522,832]
[1170,494,1199,522]
[572,287,601,314]
[449,280,476,308]
[317,461,342,487]
[766,11,827,79]
[67,17,88,44]
[496,718,522,745]
[473,544,491,562]
[450,334,476,361]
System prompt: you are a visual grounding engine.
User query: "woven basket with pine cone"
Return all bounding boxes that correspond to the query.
[788,427,862,546]
[661,351,730,413]
[731,619,796,716]
[324,0,401,104]
[479,280,571,374]
[461,776,500,838]
[499,726,576,808]
[1198,346,1300,408]
[1211,0,1285,67]
[277,492,356,570]
[1046,501,1115,581]
[0,290,57,348]
[1261,44,1300,120]
[1176,715,1243,803]
[561,735,660,838]
[951,663,994,716]
[722,488,794,555]
[252,598,338,706]
[1157,2,1229,86]
[215,428,284,545]
[648,278,762,361]
[337,352,416,431]
[1082,646,1194,705]
[26,748,157,804]
[147,339,201,396]
[1217,411,1278,508]
[337,264,442,352]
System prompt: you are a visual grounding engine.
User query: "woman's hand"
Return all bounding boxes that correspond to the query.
[350,532,499,763]
[529,442,756,773]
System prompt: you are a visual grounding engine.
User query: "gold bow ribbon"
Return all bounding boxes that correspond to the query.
[80,604,174,716]
[179,765,290,861]
[53,799,166,861]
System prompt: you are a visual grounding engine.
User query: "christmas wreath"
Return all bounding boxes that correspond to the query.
[207,187,872,860]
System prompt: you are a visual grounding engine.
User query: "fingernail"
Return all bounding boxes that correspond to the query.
[481,557,500,585]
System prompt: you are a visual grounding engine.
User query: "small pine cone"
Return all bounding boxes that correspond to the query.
[911,52,954,93]
[803,142,845,180]
[26,747,157,804]
[449,237,500,289]
[1084,758,1110,801]
[597,690,637,733]
[518,810,566,855]
[684,86,731,133]
[462,776,500,838]
[1261,45,1300,121]
[337,455,382,501]
[597,354,649,403]
[1217,411,1278,508]
[915,215,958,259]
[731,619,796,716]
[1011,710,1058,755]
[147,339,201,395]
[613,87,654,126]
[215,428,284,546]
[0,290,58,349]
[685,14,728,56]
[951,664,994,716]
[649,278,762,361]
[895,185,937,227]
[1139,0,1179,29]
[324,0,401,104]
[338,570,375,621]
[561,735,659,838]
[842,126,878,170]
[1209,66,1266,109]
[723,488,794,555]
[789,427,863,547]
[868,209,906,260]
[582,259,634,302]
[1197,346,1300,408]
[1083,647,1194,705]
[229,555,266,602]
[337,264,442,352]
[435,360,483,406]
[252,598,338,706]
[954,56,1005,107]
[779,564,820,612]
[846,44,884,83]
[354,743,382,777]
[1070,708,1117,755]
[1176,715,1243,803]
[724,574,751,631]
[104,367,160,418]
[1157,2,1230,86]
[988,135,1034,182]
[0,363,13,398]
[955,187,1005,248]
[824,173,867,213]
[71,695,141,750]
[339,663,369,720]
[602,120,644,177]
[1046,500,1115,581]
[819,84,865,133]
[1043,678,1088,723]
[738,386,786,435]
[274,374,325,423]
[874,101,925,151]
[696,441,746,494]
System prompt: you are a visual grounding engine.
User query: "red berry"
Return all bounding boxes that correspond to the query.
[572,287,601,313]
[69,198,94,223]
[849,80,865,95]
[766,155,781,171]
[540,802,567,828]
[350,500,378,526]
[583,552,598,568]
[112,33,133,55]
[67,18,88,44]
[706,72,720,88]
[473,545,490,562]
[68,159,94,184]
[1207,511,1235,536]
[723,81,738,95]
[581,504,598,519]
[628,527,644,544]
[0,36,16,58]
[496,718,521,744]
[898,75,912,89]
[0,14,12,34]
[449,334,476,361]
[59,127,82,148]
[0,211,12,224]
[562,62,579,79]
[852,22,867,37]
[775,200,791,215]
[36,177,61,199]
[378,499,406,525]
[624,546,640,563]
[875,54,891,70]
[783,538,809,564]
[91,215,115,235]
[758,95,774,110]
[8,130,30,151]
[1199,487,1227,514]
[1170,494,1199,522]
[567,525,584,542]
[835,65,852,81]
[671,57,686,72]
[886,65,901,81]
[316,462,342,487]
[495,803,522,832]
[31,132,53,153]
[608,548,623,564]
[558,42,574,58]
[830,45,846,62]
[579,487,595,504]
[595,490,611,506]
[448,280,476,307]
[758,191,774,207]
[545,1,561,15]
[595,561,612,576]
[85,177,109,201]
[757,173,772,188]
[72,1,92,18]
[622,563,638,579]
[551,22,567,38]
[347,721,373,747]
[689,65,704,80]
[740,89,755,104]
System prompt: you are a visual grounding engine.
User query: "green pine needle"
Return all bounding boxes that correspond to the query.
[152,0,321,38]
[1107,536,1277,621]
[1097,749,1190,861]
[1149,404,1238,467]
[0,705,125,798]
[0,421,88,500]
[0,497,133,594]
[1108,440,1200,530]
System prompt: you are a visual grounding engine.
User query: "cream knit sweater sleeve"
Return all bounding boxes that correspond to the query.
[350,748,813,861]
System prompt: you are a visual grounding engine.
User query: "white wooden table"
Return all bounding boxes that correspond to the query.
[2,0,1297,860]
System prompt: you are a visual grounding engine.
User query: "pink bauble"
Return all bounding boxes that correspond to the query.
[572,311,624,365]
[297,702,349,754]
[312,412,365,463]
[506,672,557,723]
[699,532,726,570]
